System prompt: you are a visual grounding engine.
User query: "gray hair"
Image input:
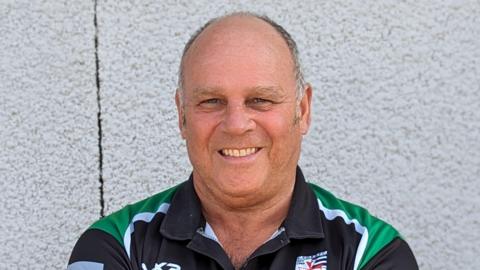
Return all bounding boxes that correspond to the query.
[177,11,306,105]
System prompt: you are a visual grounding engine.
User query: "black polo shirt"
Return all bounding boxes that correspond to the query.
[68,167,418,270]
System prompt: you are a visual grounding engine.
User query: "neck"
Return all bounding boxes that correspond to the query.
[194,175,295,269]
[202,188,293,232]
[193,172,295,249]
[193,175,295,232]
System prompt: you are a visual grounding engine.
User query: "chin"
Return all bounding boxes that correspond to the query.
[216,173,265,197]
[222,183,262,198]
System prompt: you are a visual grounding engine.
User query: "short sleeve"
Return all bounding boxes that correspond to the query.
[360,238,418,270]
[67,229,132,270]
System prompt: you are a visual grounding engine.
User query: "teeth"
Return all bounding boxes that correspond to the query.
[222,147,258,157]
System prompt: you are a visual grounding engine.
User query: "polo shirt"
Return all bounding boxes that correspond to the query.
[68,167,418,270]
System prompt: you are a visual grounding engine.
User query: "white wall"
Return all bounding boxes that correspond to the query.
[1,0,479,269]
[0,1,100,269]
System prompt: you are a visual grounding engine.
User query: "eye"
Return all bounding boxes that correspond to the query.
[249,98,273,105]
[249,98,271,104]
[253,98,268,103]
[247,98,274,110]
[201,98,221,104]
[197,98,225,110]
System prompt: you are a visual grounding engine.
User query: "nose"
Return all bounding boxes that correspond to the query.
[221,103,255,135]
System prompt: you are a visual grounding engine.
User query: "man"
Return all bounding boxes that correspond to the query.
[68,12,418,270]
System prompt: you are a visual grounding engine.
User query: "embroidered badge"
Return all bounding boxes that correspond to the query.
[295,251,327,270]
[141,262,181,270]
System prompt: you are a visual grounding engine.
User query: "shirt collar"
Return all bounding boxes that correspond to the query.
[160,166,325,240]
[282,166,325,239]
[159,174,204,240]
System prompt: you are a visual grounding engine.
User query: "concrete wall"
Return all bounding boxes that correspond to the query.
[1,0,479,269]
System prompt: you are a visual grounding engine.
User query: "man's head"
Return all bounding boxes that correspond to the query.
[175,12,312,207]
[177,12,306,110]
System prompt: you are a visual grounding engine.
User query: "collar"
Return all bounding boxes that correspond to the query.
[282,166,325,239]
[159,166,325,241]
[159,174,204,240]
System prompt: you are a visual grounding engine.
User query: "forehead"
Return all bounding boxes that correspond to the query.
[181,16,296,95]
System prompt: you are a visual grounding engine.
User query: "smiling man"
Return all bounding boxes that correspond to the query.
[68,12,418,270]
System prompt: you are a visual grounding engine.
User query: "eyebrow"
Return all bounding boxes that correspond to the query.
[249,86,287,100]
[191,87,224,100]
[191,85,288,100]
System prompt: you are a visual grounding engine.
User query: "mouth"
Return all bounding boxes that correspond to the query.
[219,147,261,158]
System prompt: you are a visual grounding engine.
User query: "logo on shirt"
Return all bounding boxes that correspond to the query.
[141,262,181,270]
[295,251,327,270]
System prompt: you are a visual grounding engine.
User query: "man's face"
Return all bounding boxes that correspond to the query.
[176,17,311,206]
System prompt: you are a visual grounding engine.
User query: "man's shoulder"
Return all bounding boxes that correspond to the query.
[89,183,182,247]
[306,182,403,270]
[307,182,399,232]
[68,183,184,267]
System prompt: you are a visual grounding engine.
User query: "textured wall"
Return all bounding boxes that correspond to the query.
[0,0,479,269]
[0,1,100,269]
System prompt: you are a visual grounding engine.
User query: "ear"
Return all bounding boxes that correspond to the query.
[299,84,312,135]
[175,89,187,139]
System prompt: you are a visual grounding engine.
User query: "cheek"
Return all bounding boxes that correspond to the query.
[185,120,212,170]
[260,112,302,158]
[259,110,297,138]
[185,113,218,147]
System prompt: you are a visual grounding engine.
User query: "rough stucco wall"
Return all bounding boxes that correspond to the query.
[0,1,99,269]
[97,0,192,215]
[0,0,479,269]
[296,1,480,268]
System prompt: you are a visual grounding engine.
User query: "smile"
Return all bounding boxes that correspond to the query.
[220,147,260,157]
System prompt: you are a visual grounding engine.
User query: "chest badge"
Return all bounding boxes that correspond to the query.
[295,251,327,270]
[141,262,181,270]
